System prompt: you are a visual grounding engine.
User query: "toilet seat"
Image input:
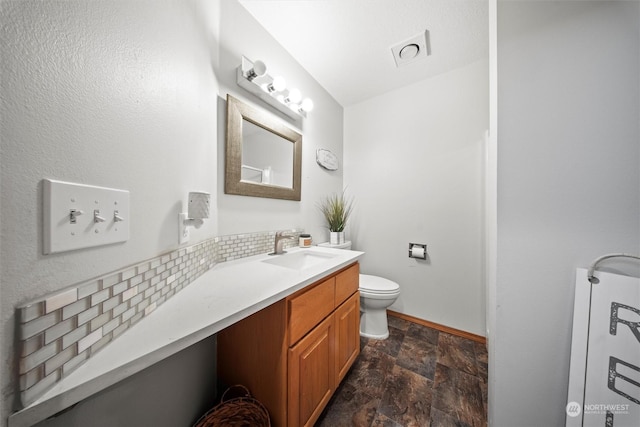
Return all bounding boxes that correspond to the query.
[359,274,400,295]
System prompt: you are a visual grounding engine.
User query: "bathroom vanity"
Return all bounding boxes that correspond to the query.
[8,246,362,427]
[218,262,360,427]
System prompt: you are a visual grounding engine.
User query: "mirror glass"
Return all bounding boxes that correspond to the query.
[225,95,302,201]
[241,120,293,188]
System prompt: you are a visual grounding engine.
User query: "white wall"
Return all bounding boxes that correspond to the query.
[0,0,342,425]
[492,2,640,426]
[1,0,220,423]
[33,336,217,427]
[214,0,344,239]
[344,59,488,336]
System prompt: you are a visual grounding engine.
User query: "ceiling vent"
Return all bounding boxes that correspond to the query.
[391,30,431,67]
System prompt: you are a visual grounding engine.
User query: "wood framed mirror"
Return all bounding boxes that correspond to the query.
[225,95,302,201]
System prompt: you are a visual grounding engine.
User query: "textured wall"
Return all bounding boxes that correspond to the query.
[1,0,345,424]
[0,0,221,422]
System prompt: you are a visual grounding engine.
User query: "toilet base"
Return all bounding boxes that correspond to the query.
[360,308,391,340]
[360,329,389,340]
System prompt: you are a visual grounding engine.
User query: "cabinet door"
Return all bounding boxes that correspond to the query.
[288,314,335,427]
[335,291,360,384]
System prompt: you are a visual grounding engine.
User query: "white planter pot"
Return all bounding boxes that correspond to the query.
[329,231,345,245]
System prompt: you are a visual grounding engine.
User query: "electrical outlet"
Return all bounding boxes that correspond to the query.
[178,212,190,245]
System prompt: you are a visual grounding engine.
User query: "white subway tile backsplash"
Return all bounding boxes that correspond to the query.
[90,289,110,306]
[100,273,119,289]
[129,293,143,307]
[90,313,111,332]
[111,281,128,296]
[129,274,143,287]
[77,305,99,326]
[90,334,112,354]
[102,317,121,335]
[143,287,155,299]
[18,302,44,324]
[62,351,88,376]
[122,307,136,322]
[62,324,89,349]
[150,275,161,287]
[112,301,128,318]
[150,292,160,304]
[122,286,138,301]
[44,345,75,376]
[112,322,129,339]
[144,302,156,316]
[137,299,150,312]
[20,365,43,391]
[62,298,89,320]
[136,263,150,275]
[44,318,73,345]
[138,280,150,293]
[101,295,120,312]
[20,341,57,373]
[77,281,100,300]
[130,312,143,326]
[120,268,136,281]
[15,230,300,407]
[45,288,78,314]
[77,328,102,354]
[20,334,44,357]
[20,312,59,340]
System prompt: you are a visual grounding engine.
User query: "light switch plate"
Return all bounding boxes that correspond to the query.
[43,179,130,254]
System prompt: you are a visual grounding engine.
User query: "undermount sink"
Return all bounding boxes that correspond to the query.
[262,250,338,270]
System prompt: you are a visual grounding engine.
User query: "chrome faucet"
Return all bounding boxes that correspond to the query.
[271,230,296,255]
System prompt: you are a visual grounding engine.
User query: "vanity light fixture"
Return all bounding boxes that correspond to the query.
[236,56,313,119]
[178,192,210,244]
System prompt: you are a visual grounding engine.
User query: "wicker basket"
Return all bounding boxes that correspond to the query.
[193,385,271,427]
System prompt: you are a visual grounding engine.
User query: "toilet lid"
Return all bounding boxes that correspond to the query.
[359,274,400,294]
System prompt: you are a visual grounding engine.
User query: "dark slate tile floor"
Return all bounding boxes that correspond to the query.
[317,315,488,427]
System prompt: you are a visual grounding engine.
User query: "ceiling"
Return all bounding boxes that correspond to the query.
[238,0,489,107]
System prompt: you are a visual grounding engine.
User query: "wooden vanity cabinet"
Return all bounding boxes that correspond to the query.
[217,262,360,427]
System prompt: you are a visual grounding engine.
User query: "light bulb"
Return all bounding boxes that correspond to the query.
[246,60,267,81]
[300,98,314,113]
[286,88,302,104]
[267,75,286,93]
[276,90,288,104]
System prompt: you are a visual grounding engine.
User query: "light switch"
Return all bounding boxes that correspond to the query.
[43,179,130,254]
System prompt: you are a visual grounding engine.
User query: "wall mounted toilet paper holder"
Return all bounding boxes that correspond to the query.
[408,243,427,260]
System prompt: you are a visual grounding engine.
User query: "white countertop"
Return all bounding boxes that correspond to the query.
[8,246,363,427]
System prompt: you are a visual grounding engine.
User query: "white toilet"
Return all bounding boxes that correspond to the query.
[318,241,400,339]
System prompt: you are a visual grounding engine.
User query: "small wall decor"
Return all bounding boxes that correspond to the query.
[316,148,339,171]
